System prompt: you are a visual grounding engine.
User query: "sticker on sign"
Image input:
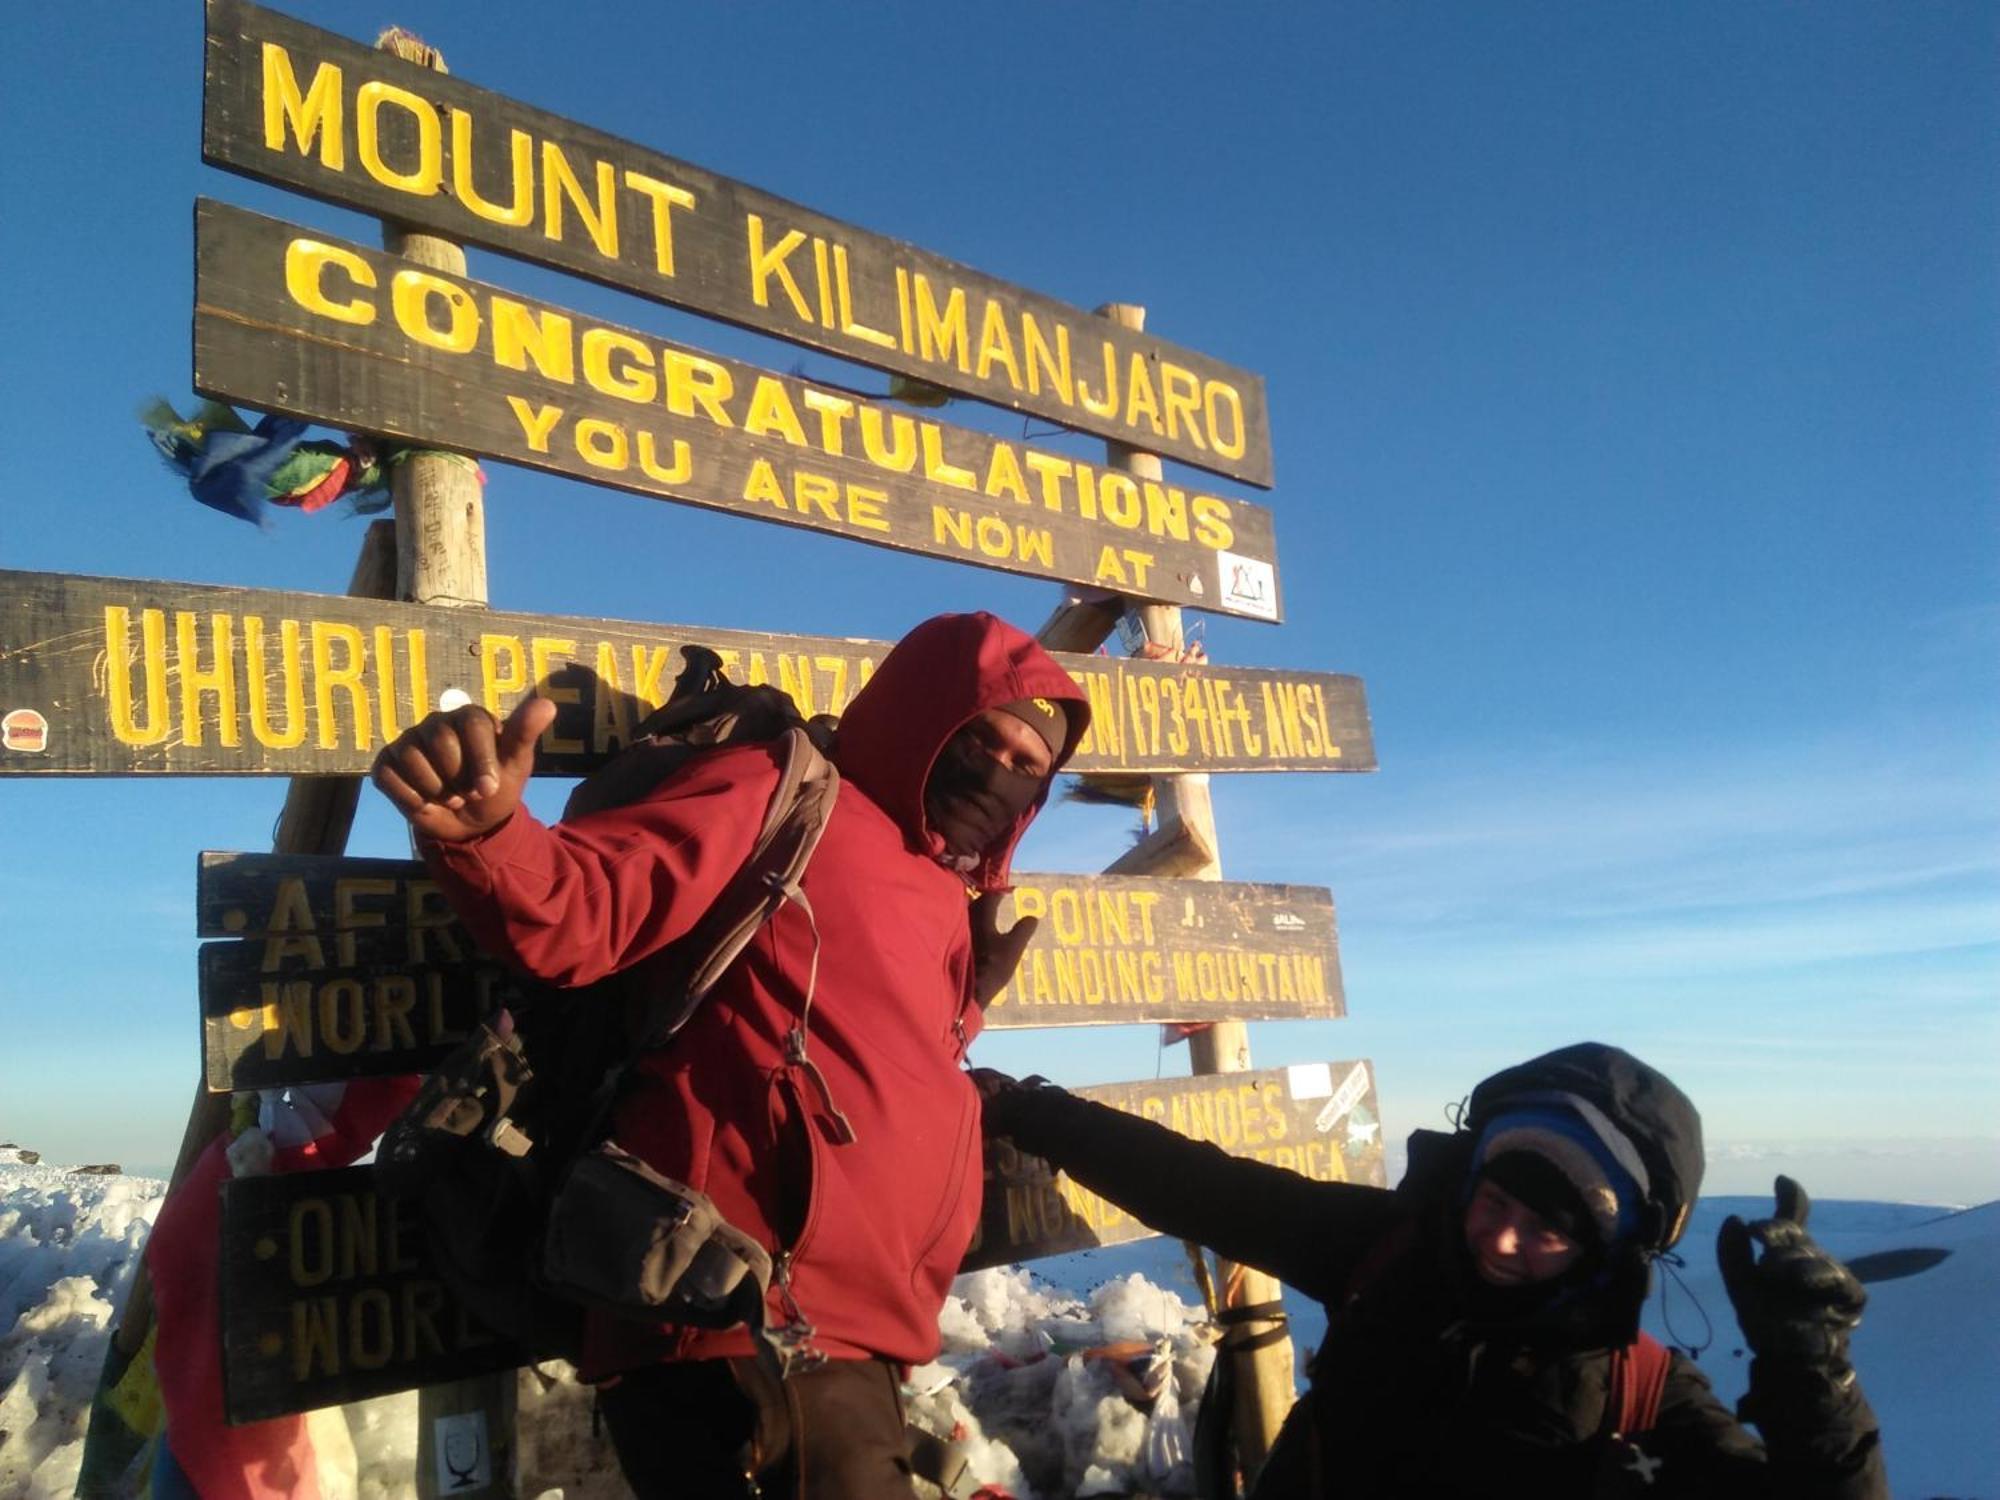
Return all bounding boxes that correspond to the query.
[1314,1062,1373,1133]
[1218,550,1279,619]
[432,1411,492,1493]
[1286,1062,1336,1100]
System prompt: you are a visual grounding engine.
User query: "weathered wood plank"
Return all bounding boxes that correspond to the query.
[198,942,519,1092]
[193,200,1281,620]
[964,1061,1386,1270]
[220,1167,530,1424]
[0,569,1374,776]
[219,1061,1381,1419]
[202,0,1272,487]
[193,852,1341,1088]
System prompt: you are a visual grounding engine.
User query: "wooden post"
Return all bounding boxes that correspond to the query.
[1046,303,1297,1485]
[76,523,398,1494]
[369,28,516,1498]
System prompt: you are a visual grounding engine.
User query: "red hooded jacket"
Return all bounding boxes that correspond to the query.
[423,612,1087,1374]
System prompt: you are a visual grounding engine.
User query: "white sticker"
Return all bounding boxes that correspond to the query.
[437,687,473,712]
[1217,551,1279,619]
[433,1410,492,1492]
[1314,1063,1372,1134]
[1286,1062,1335,1100]
[1272,911,1306,932]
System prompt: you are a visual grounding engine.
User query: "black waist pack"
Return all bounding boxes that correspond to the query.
[376,652,839,1366]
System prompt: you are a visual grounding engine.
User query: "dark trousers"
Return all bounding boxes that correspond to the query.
[598,1356,916,1499]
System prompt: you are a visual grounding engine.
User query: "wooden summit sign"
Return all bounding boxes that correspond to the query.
[202,0,1274,488]
[219,1061,1382,1420]
[0,570,1374,778]
[194,851,1341,1091]
[220,1166,529,1423]
[193,201,1282,620]
[962,1061,1386,1270]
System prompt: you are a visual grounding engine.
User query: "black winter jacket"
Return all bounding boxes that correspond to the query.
[991,1087,1886,1499]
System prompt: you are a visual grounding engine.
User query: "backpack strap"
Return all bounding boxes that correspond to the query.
[1605,1330,1672,1437]
[633,726,841,1049]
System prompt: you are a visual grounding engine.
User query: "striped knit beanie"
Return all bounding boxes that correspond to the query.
[1472,1100,1647,1247]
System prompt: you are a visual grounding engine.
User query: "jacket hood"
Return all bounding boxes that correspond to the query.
[1465,1042,1704,1253]
[834,612,1090,891]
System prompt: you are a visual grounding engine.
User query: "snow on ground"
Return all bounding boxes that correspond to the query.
[1,1148,1992,1499]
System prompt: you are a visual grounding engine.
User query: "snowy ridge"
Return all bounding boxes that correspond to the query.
[0,1157,1992,1498]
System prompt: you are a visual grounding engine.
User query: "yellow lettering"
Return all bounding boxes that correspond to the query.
[506,396,564,452]
[662,351,736,427]
[451,115,533,227]
[390,270,478,354]
[1123,352,1164,436]
[105,607,170,747]
[746,214,811,321]
[1021,314,1073,403]
[246,616,308,750]
[975,300,1023,388]
[491,299,574,383]
[982,444,1029,505]
[261,45,343,170]
[581,328,656,404]
[355,81,442,196]
[858,408,916,472]
[623,170,696,277]
[744,376,809,447]
[912,274,971,372]
[173,612,237,749]
[919,425,976,489]
[284,239,377,325]
[574,417,628,470]
[1160,364,1205,447]
[831,243,895,348]
[1204,381,1247,460]
[636,431,692,483]
[802,389,855,455]
[541,142,619,257]
[1191,494,1234,550]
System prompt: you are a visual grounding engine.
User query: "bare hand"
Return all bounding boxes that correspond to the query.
[371,696,557,842]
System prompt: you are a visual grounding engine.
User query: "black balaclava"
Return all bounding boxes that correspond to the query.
[923,702,1067,869]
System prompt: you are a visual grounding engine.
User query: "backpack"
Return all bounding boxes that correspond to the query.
[376,646,841,1371]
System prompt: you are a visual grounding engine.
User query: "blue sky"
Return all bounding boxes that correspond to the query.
[2,2,1994,1200]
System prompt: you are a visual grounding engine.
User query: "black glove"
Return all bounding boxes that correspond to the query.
[970,891,1036,1007]
[1718,1175,1867,1368]
[969,1067,1064,1139]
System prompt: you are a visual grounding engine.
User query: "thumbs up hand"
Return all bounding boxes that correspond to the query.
[372,696,557,842]
[1718,1175,1868,1367]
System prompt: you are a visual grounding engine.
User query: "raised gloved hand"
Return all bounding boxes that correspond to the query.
[970,891,1037,1007]
[1718,1175,1867,1368]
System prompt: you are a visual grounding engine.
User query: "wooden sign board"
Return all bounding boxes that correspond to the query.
[962,1061,1386,1271]
[0,570,1373,777]
[961,873,1341,1028]
[220,1166,529,1424]
[220,1063,1381,1419]
[202,0,1273,487]
[198,943,521,1092]
[193,201,1283,621]
[193,852,1340,1089]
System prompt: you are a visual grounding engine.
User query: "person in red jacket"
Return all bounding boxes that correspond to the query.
[371,611,1087,1499]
